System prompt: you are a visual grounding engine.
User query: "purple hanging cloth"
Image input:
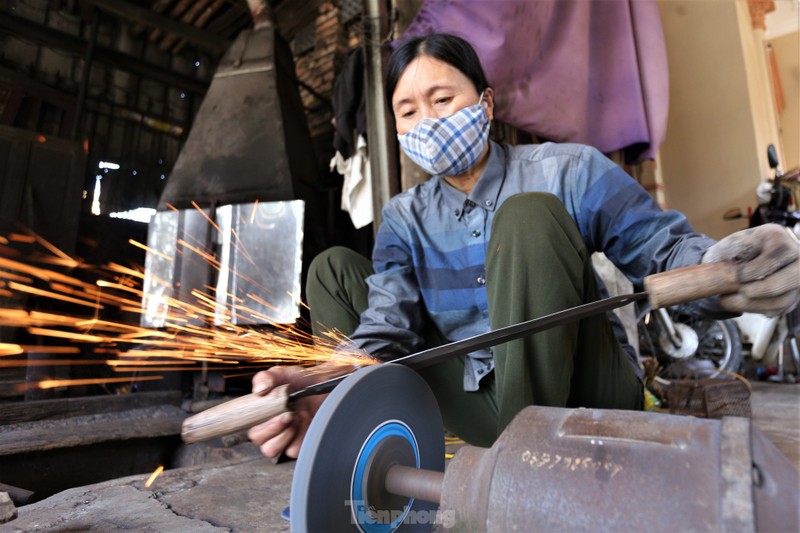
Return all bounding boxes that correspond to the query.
[398,0,669,163]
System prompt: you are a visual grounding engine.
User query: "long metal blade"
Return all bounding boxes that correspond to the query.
[292,292,648,400]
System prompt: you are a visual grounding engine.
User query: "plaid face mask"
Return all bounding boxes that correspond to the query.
[397,93,489,176]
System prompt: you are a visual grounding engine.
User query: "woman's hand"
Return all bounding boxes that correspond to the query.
[702,223,800,316]
[247,366,328,459]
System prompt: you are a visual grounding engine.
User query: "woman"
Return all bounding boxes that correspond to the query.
[248,33,799,458]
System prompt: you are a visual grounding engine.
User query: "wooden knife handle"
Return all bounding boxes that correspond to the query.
[644,262,739,309]
[181,384,291,444]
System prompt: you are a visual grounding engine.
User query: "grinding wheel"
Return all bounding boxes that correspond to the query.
[291,363,445,532]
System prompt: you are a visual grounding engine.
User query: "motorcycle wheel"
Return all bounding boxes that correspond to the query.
[636,304,743,380]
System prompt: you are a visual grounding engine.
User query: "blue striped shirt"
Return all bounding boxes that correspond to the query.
[350,141,717,391]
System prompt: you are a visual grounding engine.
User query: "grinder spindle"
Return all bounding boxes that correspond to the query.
[384,465,444,505]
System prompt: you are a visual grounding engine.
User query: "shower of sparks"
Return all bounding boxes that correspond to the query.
[19,376,164,391]
[0,219,376,392]
[144,465,165,488]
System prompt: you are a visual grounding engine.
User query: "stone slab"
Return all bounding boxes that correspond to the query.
[3,455,293,532]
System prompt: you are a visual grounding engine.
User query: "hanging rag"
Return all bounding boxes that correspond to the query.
[330,46,372,228]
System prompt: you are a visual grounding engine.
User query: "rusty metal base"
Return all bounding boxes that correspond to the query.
[438,406,799,532]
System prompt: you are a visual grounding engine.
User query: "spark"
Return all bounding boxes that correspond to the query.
[0,343,23,356]
[0,271,34,283]
[0,226,376,394]
[111,365,252,372]
[106,262,145,280]
[21,376,164,391]
[144,465,164,488]
[128,239,172,261]
[106,359,195,366]
[0,359,191,368]
[8,281,103,309]
[177,239,221,268]
[249,199,259,223]
[28,231,79,267]
[26,327,106,343]
[9,233,35,243]
[191,201,223,235]
[19,346,82,354]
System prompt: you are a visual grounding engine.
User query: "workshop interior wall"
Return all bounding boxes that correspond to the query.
[659,0,775,238]
[656,0,792,240]
[769,30,800,171]
[0,0,197,215]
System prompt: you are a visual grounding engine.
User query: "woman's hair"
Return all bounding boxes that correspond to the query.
[385,33,489,110]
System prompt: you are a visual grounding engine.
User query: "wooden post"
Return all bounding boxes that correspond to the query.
[362,0,399,233]
[71,8,99,141]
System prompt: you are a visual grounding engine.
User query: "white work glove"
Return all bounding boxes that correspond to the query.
[702,223,800,316]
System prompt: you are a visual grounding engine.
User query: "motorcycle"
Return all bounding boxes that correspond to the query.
[637,144,799,382]
[726,144,800,382]
[636,303,743,380]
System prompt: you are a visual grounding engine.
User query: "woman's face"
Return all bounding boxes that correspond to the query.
[391,55,494,135]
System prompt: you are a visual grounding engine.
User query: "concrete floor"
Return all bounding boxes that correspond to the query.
[750,381,800,470]
[3,450,291,532]
[2,382,798,532]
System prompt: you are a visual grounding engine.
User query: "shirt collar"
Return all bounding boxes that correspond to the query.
[437,141,506,213]
[469,141,505,212]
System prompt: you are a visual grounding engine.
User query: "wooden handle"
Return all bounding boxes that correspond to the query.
[181,384,291,443]
[644,262,739,309]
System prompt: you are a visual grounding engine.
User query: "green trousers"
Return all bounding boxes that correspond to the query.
[306,193,642,447]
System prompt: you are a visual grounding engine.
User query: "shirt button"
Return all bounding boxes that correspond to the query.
[485,200,493,207]
[477,276,486,285]
[472,230,481,237]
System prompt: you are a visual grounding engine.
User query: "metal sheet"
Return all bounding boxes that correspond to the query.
[141,207,211,328]
[214,200,304,325]
[142,200,304,327]
[157,24,317,209]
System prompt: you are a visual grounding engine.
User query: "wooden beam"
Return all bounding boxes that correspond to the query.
[158,0,215,53]
[0,404,186,455]
[172,0,228,55]
[0,65,76,108]
[0,64,77,131]
[0,11,209,95]
[131,0,173,37]
[0,390,181,425]
[0,483,34,506]
[85,0,230,55]
[0,65,189,138]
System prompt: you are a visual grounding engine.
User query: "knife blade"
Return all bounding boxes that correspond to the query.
[292,292,648,400]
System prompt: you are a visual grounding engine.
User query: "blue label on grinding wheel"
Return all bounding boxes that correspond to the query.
[351,421,420,533]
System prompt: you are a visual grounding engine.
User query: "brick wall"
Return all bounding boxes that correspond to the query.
[293,1,363,138]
